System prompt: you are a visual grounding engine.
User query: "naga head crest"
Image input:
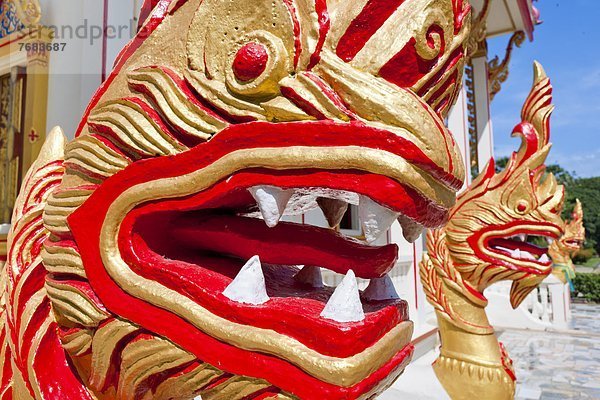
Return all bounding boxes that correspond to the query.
[445,62,565,308]
[10,0,475,398]
[557,199,585,254]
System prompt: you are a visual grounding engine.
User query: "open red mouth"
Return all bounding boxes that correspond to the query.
[482,225,562,272]
[68,122,462,399]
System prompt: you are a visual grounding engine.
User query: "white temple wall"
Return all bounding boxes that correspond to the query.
[41,0,137,139]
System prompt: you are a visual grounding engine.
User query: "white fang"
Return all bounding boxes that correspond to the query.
[249,186,294,228]
[358,196,399,243]
[320,270,365,323]
[223,256,270,305]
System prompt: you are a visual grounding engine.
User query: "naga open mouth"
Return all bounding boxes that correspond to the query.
[67,121,462,399]
[481,224,562,273]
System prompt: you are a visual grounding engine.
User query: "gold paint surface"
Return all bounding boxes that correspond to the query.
[420,63,565,400]
[549,199,585,283]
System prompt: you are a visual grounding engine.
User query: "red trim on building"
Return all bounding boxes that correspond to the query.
[517,0,535,41]
[101,0,109,82]
[0,28,39,49]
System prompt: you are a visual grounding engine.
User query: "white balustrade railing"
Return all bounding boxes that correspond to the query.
[486,274,570,331]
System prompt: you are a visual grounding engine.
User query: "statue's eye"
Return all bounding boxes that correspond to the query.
[516,201,528,214]
[233,42,269,82]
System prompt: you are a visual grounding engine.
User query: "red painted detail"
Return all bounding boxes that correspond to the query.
[452,0,471,34]
[138,0,161,31]
[233,43,269,82]
[152,66,229,125]
[466,220,564,277]
[307,0,330,70]
[171,215,398,280]
[122,200,406,357]
[379,26,446,89]
[123,96,199,149]
[67,121,445,398]
[280,86,328,120]
[0,30,33,49]
[415,48,462,99]
[75,0,175,137]
[90,134,133,163]
[336,0,406,62]
[84,121,455,225]
[303,72,358,119]
[34,323,95,399]
[512,122,539,162]
[283,0,302,68]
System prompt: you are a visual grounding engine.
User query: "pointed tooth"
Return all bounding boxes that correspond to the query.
[511,248,522,259]
[522,251,536,261]
[223,256,270,305]
[249,186,294,228]
[546,237,554,245]
[516,234,527,242]
[397,214,425,243]
[316,197,348,228]
[320,270,365,323]
[539,254,550,263]
[294,266,324,288]
[364,275,399,301]
[358,196,399,243]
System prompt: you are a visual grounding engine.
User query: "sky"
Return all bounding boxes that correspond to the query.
[487,0,600,178]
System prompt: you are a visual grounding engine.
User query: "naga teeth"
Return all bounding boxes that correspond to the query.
[294,266,324,288]
[223,256,270,305]
[511,249,522,259]
[358,196,399,243]
[397,215,425,243]
[316,197,349,228]
[547,238,555,245]
[363,275,399,301]
[249,186,294,228]
[539,254,550,263]
[511,248,536,261]
[515,234,527,242]
[320,270,365,323]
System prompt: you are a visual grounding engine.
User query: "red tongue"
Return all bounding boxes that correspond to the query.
[169,215,398,279]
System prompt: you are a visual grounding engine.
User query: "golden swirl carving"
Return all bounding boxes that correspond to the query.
[89,99,188,158]
[128,68,227,137]
[117,336,197,400]
[45,280,109,328]
[61,328,93,356]
[153,363,225,400]
[42,243,86,278]
[89,319,139,391]
[488,32,527,101]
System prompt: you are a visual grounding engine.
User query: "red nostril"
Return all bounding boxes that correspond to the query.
[233,42,269,82]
